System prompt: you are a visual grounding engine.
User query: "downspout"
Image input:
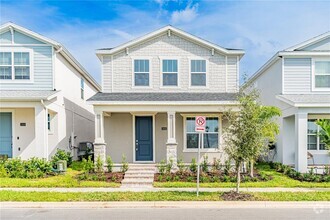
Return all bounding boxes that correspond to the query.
[40,100,49,160]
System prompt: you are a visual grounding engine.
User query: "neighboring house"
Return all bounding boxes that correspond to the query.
[245,32,330,173]
[88,26,244,165]
[0,23,101,160]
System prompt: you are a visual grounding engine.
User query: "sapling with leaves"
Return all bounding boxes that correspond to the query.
[177,158,185,173]
[95,155,104,173]
[316,119,330,155]
[106,156,114,173]
[121,154,129,172]
[166,158,173,173]
[223,90,281,193]
[201,155,209,173]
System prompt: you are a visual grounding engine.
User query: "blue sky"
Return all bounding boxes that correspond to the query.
[1,0,330,83]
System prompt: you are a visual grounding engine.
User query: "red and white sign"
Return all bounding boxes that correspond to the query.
[195,116,206,132]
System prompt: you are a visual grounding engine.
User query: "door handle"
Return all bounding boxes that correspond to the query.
[136,148,138,151]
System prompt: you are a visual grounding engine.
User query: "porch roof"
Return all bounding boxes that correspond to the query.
[88,92,238,102]
[0,90,59,101]
[277,94,330,107]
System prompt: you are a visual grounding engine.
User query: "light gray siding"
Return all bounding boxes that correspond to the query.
[102,33,237,93]
[13,31,46,45]
[283,58,311,94]
[301,37,330,51]
[0,31,12,44]
[0,45,53,90]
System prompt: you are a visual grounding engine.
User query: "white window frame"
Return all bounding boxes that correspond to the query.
[0,48,34,83]
[159,57,180,88]
[81,78,85,100]
[182,114,221,152]
[131,57,152,88]
[189,58,208,88]
[312,58,330,91]
[307,115,330,154]
[47,112,55,135]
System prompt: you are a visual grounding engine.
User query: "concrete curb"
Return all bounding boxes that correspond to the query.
[1,201,330,209]
[1,187,330,192]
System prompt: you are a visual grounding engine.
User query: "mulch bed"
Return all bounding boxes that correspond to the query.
[104,172,125,183]
[221,191,255,201]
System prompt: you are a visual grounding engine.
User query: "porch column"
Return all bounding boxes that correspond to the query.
[295,112,308,173]
[35,104,48,159]
[166,111,177,167]
[94,111,106,164]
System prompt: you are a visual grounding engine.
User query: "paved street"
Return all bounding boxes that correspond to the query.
[1,207,330,220]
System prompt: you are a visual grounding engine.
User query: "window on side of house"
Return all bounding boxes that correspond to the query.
[47,113,51,132]
[0,52,12,79]
[14,52,30,80]
[190,60,206,86]
[81,78,85,100]
[307,119,326,151]
[186,117,219,149]
[315,61,330,89]
[162,59,178,86]
[134,59,149,86]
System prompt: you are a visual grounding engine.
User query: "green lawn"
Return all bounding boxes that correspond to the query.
[154,164,330,188]
[0,169,120,188]
[0,191,329,201]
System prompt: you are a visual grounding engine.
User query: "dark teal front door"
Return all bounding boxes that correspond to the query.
[0,113,12,158]
[135,116,153,161]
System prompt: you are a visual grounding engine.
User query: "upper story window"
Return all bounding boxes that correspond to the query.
[162,59,178,86]
[134,59,149,86]
[0,51,31,81]
[314,60,330,89]
[307,119,327,151]
[81,78,84,100]
[190,59,206,86]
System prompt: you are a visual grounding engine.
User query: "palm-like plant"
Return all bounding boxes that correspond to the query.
[316,119,330,154]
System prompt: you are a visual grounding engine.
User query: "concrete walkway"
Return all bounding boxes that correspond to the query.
[1,187,330,192]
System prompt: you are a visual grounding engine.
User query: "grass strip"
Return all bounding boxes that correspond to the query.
[1,191,329,202]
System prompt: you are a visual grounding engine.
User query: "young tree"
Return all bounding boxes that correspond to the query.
[316,119,330,154]
[223,90,280,193]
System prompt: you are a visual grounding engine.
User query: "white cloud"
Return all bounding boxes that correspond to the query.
[171,3,198,24]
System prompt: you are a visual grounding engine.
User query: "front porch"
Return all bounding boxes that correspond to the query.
[92,103,239,165]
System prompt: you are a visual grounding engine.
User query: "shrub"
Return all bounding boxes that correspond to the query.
[51,149,72,168]
[224,159,231,175]
[177,158,185,173]
[211,158,221,173]
[121,154,129,172]
[111,175,117,182]
[201,155,208,173]
[189,158,197,173]
[243,175,251,182]
[82,156,94,173]
[0,161,8,177]
[173,176,180,181]
[106,156,114,173]
[3,157,52,178]
[166,159,173,173]
[200,176,209,183]
[165,175,171,182]
[222,175,230,182]
[158,160,166,175]
[158,175,164,181]
[187,176,194,182]
[95,156,104,173]
[210,176,220,183]
[70,161,84,171]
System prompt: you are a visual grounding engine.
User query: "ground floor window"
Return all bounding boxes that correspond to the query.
[307,119,326,151]
[185,116,219,149]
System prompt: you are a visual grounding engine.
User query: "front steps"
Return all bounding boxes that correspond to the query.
[121,164,156,188]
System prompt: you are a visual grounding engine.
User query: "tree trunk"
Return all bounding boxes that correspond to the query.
[236,161,241,193]
[250,160,254,177]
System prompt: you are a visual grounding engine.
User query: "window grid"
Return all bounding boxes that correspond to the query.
[190,60,206,86]
[162,59,178,86]
[315,61,330,88]
[307,119,326,151]
[0,51,31,80]
[134,59,150,86]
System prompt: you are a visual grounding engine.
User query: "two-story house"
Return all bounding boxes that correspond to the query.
[88,26,244,165]
[246,32,330,173]
[0,23,101,160]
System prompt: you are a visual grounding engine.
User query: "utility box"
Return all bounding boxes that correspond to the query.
[56,160,67,172]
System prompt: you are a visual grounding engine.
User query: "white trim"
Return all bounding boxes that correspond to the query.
[307,118,330,153]
[281,57,284,94]
[0,44,51,47]
[96,26,245,57]
[276,95,330,108]
[0,109,15,158]
[236,56,239,92]
[311,58,330,92]
[111,55,114,93]
[51,46,55,90]
[225,56,228,92]
[285,32,330,51]
[132,113,156,163]
[188,57,209,88]
[131,57,152,89]
[182,114,222,153]
[159,57,180,88]
[0,48,34,83]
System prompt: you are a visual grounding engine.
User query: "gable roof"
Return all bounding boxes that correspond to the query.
[243,31,330,86]
[0,22,101,91]
[285,31,330,51]
[96,25,245,58]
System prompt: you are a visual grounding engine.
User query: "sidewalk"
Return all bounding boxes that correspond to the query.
[1,187,330,192]
[1,201,330,209]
